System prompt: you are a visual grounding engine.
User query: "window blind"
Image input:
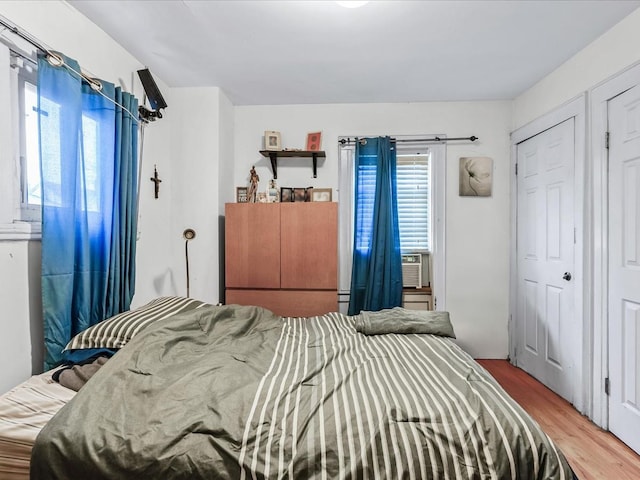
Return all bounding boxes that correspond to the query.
[397,154,430,253]
[355,152,431,254]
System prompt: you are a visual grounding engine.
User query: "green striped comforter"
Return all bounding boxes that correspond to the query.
[31,305,575,479]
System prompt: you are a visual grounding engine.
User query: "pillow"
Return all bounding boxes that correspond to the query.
[355,307,456,338]
[64,296,209,351]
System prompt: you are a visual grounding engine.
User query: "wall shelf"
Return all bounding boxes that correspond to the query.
[259,150,326,179]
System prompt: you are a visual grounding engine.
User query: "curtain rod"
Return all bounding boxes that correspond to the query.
[0,16,140,124]
[338,136,478,145]
[0,17,49,54]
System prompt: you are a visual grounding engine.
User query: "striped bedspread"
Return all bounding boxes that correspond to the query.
[0,369,75,480]
[31,305,575,479]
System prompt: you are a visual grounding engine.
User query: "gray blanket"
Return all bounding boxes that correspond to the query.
[356,307,456,337]
[31,305,574,479]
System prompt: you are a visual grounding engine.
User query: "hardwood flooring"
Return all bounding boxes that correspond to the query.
[478,359,640,480]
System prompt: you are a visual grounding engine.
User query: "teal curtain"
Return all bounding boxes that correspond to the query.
[38,53,139,370]
[348,137,403,315]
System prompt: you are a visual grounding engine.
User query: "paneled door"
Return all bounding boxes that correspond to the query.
[515,119,576,402]
[608,85,640,454]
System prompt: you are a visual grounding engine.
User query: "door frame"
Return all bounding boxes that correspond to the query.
[590,61,640,429]
[509,94,587,414]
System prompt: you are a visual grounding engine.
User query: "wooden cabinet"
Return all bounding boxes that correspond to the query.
[225,202,337,317]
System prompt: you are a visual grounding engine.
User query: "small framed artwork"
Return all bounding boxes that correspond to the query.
[267,180,279,203]
[264,131,281,151]
[236,186,248,203]
[310,188,332,202]
[293,187,307,202]
[257,192,268,203]
[306,131,322,151]
[280,187,293,202]
[459,157,493,197]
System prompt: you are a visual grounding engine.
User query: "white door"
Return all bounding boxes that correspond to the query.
[515,119,576,402]
[608,85,640,454]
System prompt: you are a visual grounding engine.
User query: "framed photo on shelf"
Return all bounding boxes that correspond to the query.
[293,188,307,202]
[310,188,332,202]
[236,186,248,203]
[264,130,281,151]
[306,131,322,151]
[280,187,293,202]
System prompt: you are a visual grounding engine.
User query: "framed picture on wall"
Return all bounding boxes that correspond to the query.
[459,157,493,197]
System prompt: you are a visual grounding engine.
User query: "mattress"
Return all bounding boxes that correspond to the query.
[0,368,75,480]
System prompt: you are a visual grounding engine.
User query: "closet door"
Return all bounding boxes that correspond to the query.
[225,203,280,288]
[280,203,337,290]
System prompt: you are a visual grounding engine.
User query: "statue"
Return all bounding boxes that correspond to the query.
[247,166,260,203]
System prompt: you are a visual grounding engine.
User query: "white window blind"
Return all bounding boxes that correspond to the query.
[397,154,430,253]
[353,151,431,254]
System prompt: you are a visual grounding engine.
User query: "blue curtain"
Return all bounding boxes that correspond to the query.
[348,137,403,315]
[38,54,139,370]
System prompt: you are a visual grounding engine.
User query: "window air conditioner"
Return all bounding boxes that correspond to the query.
[401,254,422,288]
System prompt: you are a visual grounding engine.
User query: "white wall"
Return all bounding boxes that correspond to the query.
[234,101,512,358]
[165,87,226,305]
[513,8,640,129]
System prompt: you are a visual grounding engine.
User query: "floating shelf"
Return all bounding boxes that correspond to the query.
[259,150,326,179]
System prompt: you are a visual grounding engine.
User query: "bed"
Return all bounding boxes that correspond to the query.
[1,297,577,479]
[0,367,75,480]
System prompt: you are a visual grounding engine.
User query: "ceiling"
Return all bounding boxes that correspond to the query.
[68,0,640,106]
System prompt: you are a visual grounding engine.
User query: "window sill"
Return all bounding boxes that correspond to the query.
[0,222,42,241]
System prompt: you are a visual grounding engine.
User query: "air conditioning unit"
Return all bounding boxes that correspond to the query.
[401,254,422,288]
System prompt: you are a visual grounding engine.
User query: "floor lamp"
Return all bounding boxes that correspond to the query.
[183,228,196,297]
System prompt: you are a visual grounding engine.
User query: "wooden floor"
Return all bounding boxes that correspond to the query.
[478,359,640,480]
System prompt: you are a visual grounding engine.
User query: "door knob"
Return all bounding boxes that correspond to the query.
[563,272,572,281]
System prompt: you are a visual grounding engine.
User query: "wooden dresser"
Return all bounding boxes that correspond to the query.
[225,202,338,317]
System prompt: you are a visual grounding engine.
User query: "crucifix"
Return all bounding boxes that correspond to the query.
[150,165,162,199]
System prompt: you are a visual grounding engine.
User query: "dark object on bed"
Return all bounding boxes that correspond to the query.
[31,305,575,479]
[52,355,110,392]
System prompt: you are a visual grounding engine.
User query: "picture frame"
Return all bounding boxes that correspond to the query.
[267,180,279,203]
[310,188,332,202]
[264,130,281,151]
[459,157,493,197]
[257,192,268,203]
[236,186,248,203]
[306,131,322,151]
[280,187,293,202]
[293,187,307,202]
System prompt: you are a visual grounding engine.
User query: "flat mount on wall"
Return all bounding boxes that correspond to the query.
[259,150,326,179]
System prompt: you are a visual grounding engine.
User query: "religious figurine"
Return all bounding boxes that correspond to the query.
[150,164,162,199]
[247,165,260,203]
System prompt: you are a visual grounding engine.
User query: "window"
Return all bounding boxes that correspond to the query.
[396,152,431,253]
[21,76,41,214]
[352,146,431,254]
[4,42,41,223]
[338,136,445,310]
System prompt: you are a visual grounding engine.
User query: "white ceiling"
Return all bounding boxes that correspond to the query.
[68,0,640,106]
